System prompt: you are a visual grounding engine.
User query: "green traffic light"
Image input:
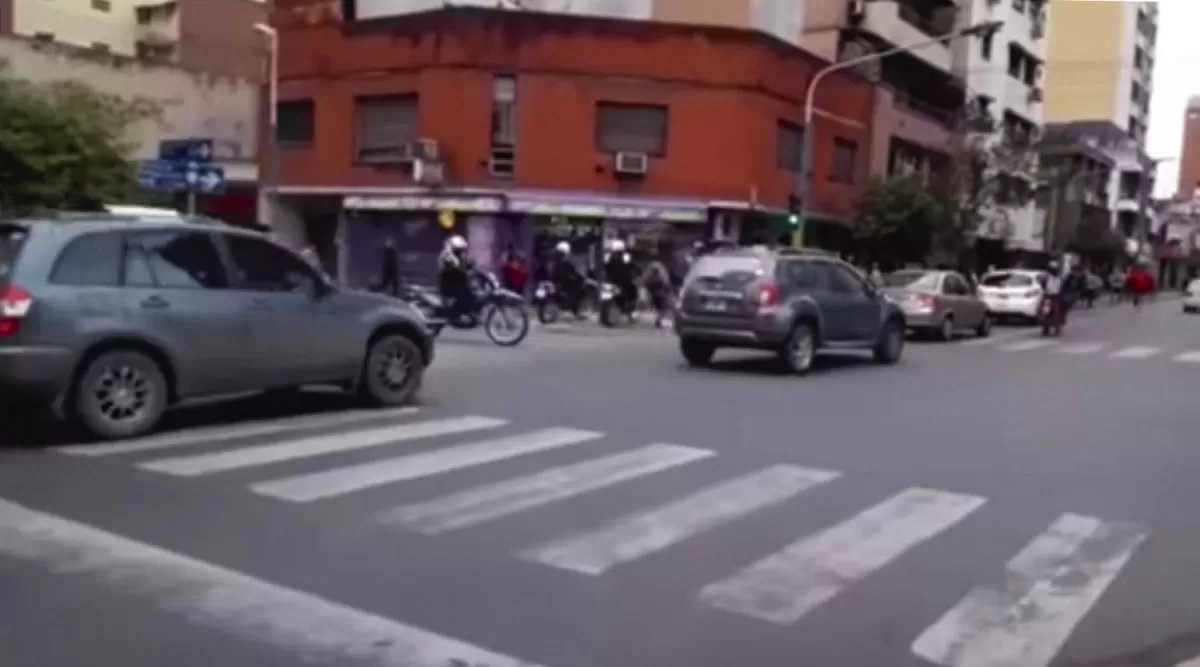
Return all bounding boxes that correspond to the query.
[788,214,801,227]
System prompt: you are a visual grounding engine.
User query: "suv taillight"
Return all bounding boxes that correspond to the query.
[0,283,32,336]
[759,280,781,307]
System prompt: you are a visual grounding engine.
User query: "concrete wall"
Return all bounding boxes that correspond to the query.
[1043,0,1123,125]
[12,0,144,54]
[0,35,260,162]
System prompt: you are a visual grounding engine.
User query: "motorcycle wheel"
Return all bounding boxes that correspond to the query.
[537,300,560,325]
[484,304,530,347]
[599,301,616,328]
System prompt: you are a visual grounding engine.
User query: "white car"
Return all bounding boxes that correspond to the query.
[1184,279,1200,313]
[978,270,1047,321]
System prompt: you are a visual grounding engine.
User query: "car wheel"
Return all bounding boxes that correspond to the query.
[873,320,904,365]
[680,339,716,367]
[359,335,423,407]
[73,350,168,440]
[779,323,816,375]
[937,316,954,342]
[975,314,992,338]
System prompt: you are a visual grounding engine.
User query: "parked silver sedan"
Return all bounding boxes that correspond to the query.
[882,270,991,341]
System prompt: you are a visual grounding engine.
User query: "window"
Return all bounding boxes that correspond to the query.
[90,42,110,53]
[0,225,28,281]
[780,261,819,289]
[827,263,867,295]
[830,138,858,182]
[777,120,805,172]
[50,233,123,287]
[1013,0,1025,11]
[595,103,668,156]
[124,231,227,289]
[354,94,418,162]
[33,32,54,43]
[980,33,993,61]
[92,0,111,11]
[277,99,315,145]
[223,235,319,294]
[943,274,970,296]
[492,75,517,146]
[1007,44,1022,79]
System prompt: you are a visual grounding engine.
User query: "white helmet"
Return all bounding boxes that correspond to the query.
[555,241,571,255]
[447,235,467,250]
[610,239,626,253]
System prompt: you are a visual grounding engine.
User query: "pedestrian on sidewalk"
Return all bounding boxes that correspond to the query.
[501,246,529,295]
[376,237,400,296]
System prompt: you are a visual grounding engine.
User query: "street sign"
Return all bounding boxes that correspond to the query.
[136,159,225,194]
[157,138,214,163]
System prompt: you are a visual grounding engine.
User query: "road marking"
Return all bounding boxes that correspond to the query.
[1174,351,1200,364]
[1176,656,1200,667]
[912,513,1147,667]
[376,444,713,535]
[1111,346,1160,359]
[54,407,421,457]
[698,487,985,625]
[1058,343,1106,356]
[519,465,840,575]
[251,428,603,502]
[962,329,1029,347]
[138,416,506,477]
[1001,340,1056,352]
[0,499,546,667]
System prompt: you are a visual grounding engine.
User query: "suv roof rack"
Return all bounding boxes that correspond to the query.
[42,211,226,226]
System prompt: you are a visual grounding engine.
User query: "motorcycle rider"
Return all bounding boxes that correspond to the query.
[438,234,475,318]
[548,241,585,311]
[603,239,637,315]
[1043,260,1067,327]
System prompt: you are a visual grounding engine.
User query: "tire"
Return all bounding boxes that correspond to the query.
[359,335,424,407]
[873,320,904,365]
[537,300,560,325]
[680,339,716,367]
[72,350,168,441]
[484,304,530,347]
[937,316,954,342]
[975,314,992,338]
[779,322,817,375]
[599,301,616,328]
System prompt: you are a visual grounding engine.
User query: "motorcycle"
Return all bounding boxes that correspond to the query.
[400,270,530,346]
[1039,297,1064,337]
[533,279,599,324]
[598,282,637,328]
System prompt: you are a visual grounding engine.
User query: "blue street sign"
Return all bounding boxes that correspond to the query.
[136,159,225,194]
[157,138,214,163]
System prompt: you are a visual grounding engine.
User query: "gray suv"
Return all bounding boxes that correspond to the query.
[0,215,433,440]
[673,247,906,374]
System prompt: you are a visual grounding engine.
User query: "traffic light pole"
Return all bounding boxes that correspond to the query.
[793,20,1002,249]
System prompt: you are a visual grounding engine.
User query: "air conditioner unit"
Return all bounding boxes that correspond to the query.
[358,142,415,165]
[412,159,445,185]
[488,157,515,178]
[614,152,649,176]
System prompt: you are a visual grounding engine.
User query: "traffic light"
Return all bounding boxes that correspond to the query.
[787,194,803,228]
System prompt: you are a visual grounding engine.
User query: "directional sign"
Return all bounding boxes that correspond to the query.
[136,159,225,193]
[157,138,214,163]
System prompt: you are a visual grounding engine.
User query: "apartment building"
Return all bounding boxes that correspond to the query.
[1175,97,1200,200]
[1043,0,1156,146]
[0,0,268,80]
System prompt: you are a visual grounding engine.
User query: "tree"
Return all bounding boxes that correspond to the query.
[1065,213,1125,269]
[0,63,160,215]
[853,174,946,268]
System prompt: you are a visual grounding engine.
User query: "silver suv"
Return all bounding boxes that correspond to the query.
[674,247,906,374]
[0,215,433,440]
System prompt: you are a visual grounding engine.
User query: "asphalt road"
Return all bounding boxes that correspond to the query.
[3,298,1200,667]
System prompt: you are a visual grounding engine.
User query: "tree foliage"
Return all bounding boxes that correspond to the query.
[0,63,160,215]
[855,106,1039,267]
[1065,213,1125,267]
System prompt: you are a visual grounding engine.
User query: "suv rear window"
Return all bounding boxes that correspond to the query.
[687,255,764,290]
[981,272,1034,288]
[50,232,123,287]
[0,224,28,282]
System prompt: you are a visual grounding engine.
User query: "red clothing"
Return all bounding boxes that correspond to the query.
[503,258,528,293]
[1126,270,1153,295]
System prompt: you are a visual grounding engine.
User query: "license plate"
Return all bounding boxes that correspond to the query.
[703,299,728,312]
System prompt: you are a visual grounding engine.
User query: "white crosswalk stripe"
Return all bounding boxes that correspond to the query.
[912,513,1147,667]
[376,444,713,535]
[1001,340,1057,352]
[1057,343,1106,355]
[1110,346,1161,359]
[1175,656,1200,667]
[1174,351,1200,364]
[54,407,421,457]
[0,498,545,667]
[250,427,603,502]
[138,416,506,477]
[697,487,985,625]
[518,465,840,575]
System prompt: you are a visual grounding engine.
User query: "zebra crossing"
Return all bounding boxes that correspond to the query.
[51,408,1152,667]
[969,334,1200,365]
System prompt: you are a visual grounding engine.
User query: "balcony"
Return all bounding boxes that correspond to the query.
[134,1,180,51]
[861,0,953,72]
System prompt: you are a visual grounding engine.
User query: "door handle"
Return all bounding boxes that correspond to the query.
[140,296,169,310]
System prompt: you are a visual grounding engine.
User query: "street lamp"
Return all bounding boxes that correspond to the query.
[253,22,279,228]
[792,19,1004,246]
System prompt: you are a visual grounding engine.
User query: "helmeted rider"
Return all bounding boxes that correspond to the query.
[548,241,584,307]
[603,239,637,312]
[1043,260,1066,324]
[438,235,475,316]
